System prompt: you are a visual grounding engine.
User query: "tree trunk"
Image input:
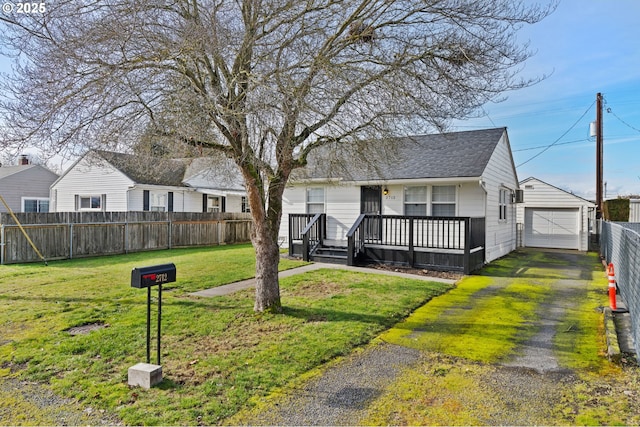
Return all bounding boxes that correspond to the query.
[252,225,282,312]
[241,165,287,313]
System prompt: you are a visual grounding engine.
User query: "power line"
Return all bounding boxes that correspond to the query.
[516,100,596,168]
[513,138,590,152]
[606,104,640,134]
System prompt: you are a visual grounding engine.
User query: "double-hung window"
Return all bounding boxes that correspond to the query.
[306,188,325,214]
[431,185,456,216]
[150,192,166,212]
[499,189,509,221]
[241,196,251,213]
[404,186,427,216]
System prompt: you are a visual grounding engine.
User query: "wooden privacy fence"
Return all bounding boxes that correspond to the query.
[0,211,253,264]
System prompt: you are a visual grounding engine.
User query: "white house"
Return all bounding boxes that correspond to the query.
[280,127,520,272]
[516,177,595,251]
[0,156,59,213]
[50,151,248,213]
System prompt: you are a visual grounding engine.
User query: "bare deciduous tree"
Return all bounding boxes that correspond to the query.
[0,0,555,312]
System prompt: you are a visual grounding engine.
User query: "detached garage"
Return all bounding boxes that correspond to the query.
[517,177,596,251]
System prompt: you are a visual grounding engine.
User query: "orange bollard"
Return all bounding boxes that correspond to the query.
[608,262,617,310]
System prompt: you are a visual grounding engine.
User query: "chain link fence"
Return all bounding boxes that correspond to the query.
[601,220,640,357]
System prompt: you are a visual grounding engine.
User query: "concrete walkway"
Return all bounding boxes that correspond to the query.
[189,262,457,298]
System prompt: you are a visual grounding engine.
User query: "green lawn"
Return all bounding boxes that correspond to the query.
[0,244,451,425]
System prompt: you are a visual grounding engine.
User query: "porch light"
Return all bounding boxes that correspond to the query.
[383,187,389,195]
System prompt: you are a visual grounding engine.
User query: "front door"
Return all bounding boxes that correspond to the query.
[361,186,382,241]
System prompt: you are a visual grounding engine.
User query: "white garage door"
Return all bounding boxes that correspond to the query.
[524,208,579,250]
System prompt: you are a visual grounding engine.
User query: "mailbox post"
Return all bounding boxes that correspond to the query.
[128,263,176,389]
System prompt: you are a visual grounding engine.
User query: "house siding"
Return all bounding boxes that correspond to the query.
[0,166,59,213]
[479,132,518,262]
[52,152,248,213]
[282,128,519,266]
[52,155,134,212]
[280,180,490,245]
[516,177,594,251]
[279,184,361,243]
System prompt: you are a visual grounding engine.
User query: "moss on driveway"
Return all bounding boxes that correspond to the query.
[235,249,640,426]
[364,249,640,426]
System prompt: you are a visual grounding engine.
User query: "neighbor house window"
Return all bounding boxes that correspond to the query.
[76,195,105,211]
[241,196,250,213]
[432,185,456,216]
[207,196,222,212]
[499,189,509,220]
[404,186,427,216]
[306,188,325,214]
[150,192,167,212]
[22,198,49,213]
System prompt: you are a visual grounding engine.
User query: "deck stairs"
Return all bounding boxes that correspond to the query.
[310,244,348,264]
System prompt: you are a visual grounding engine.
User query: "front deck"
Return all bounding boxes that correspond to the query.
[288,214,485,274]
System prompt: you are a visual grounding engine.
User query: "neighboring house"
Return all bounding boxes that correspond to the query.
[516,177,596,251]
[628,199,640,222]
[280,127,519,273]
[50,151,248,213]
[0,156,59,213]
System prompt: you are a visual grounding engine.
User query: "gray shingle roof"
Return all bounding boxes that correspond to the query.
[300,127,507,181]
[96,150,189,187]
[94,151,244,190]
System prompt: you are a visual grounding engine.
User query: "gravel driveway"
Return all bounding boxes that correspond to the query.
[231,249,637,425]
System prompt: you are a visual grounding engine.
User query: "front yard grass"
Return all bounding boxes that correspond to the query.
[0,244,452,425]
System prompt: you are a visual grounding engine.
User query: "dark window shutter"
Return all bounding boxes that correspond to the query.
[101,194,107,211]
[168,192,174,212]
[221,196,226,213]
[202,194,208,212]
[143,190,150,211]
[74,195,79,211]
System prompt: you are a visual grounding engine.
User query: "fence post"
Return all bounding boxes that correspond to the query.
[168,212,172,249]
[463,218,471,274]
[0,224,4,265]
[408,218,415,267]
[125,220,129,254]
[69,223,73,259]
[288,215,294,257]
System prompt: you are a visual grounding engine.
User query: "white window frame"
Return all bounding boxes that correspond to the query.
[207,195,222,213]
[499,188,509,221]
[150,191,167,212]
[241,196,250,213]
[404,186,428,216]
[431,185,456,217]
[22,197,49,213]
[306,187,325,214]
[78,195,103,211]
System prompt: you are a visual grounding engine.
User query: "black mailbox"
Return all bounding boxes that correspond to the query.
[131,263,176,288]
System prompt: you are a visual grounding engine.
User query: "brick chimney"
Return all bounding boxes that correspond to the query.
[19,155,29,165]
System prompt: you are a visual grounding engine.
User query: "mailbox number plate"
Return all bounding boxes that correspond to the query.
[131,263,176,288]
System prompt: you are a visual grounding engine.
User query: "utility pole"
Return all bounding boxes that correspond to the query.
[596,92,603,219]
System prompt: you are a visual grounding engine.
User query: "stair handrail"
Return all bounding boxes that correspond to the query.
[346,213,367,266]
[301,213,325,261]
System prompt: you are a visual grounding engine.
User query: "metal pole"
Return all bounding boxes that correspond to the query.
[146,286,151,364]
[157,284,162,365]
